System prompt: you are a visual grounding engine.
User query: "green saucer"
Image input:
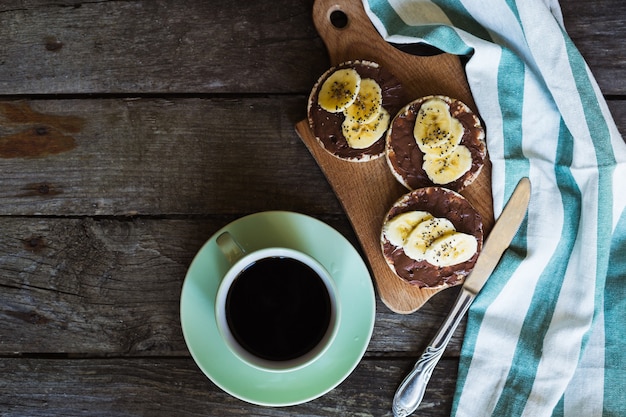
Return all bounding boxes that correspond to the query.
[180,211,376,406]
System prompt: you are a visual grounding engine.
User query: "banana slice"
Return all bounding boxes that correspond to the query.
[383,211,433,247]
[422,144,472,184]
[342,107,390,149]
[343,78,383,124]
[404,217,455,261]
[413,97,464,156]
[318,68,362,113]
[425,233,477,267]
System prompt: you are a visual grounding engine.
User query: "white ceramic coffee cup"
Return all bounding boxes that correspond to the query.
[214,232,340,372]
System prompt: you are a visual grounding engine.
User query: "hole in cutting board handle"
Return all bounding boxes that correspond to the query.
[325,5,442,56]
[329,8,349,29]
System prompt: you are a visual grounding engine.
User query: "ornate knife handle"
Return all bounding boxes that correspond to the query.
[392,288,475,417]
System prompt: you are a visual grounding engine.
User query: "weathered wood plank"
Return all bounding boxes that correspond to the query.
[0,97,342,216]
[561,0,626,94]
[608,100,626,138]
[0,0,329,95]
[0,217,466,356]
[0,0,623,95]
[0,1,622,416]
[0,97,623,218]
[0,357,458,416]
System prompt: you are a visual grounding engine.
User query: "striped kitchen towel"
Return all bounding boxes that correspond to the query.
[363,0,626,416]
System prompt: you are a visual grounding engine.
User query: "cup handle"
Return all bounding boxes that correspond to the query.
[216,232,245,264]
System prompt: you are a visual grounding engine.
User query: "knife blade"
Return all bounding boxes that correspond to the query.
[392,177,531,417]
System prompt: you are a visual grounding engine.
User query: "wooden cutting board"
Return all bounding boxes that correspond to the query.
[295,0,494,314]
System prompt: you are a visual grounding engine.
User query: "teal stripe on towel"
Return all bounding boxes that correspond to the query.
[429,0,491,41]
[366,0,409,37]
[605,210,626,415]
[563,28,620,417]
[363,1,625,416]
[562,24,615,367]
[492,121,582,417]
[452,44,529,415]
[366,0,475,56]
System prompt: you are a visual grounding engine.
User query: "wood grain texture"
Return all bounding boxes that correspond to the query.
[0,0,623,415]
[0,98,621,218]
[0,0,328,95]
[0,217,466,355]
[0,0,623,95]
[296,0,494,314]
[561,0,626,96]
[0,97,341,216]
[0,357,458,417]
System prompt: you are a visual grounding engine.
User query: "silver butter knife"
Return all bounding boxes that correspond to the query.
[392,177,531,417]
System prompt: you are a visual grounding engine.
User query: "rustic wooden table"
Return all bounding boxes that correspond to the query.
[1,1,623,416]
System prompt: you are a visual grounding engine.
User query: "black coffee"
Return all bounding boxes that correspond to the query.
[225,256,332,362]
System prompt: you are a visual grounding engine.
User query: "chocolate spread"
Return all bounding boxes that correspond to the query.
[308,61,406,161]
[386,96,486,190]
[381,187,483,288]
